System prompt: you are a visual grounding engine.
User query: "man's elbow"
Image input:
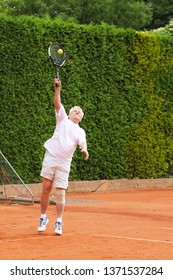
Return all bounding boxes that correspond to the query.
[54,103,61,111]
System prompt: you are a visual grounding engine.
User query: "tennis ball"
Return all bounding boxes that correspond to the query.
[58,48,63,55]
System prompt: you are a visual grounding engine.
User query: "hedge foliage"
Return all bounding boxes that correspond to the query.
[0,15,173,183]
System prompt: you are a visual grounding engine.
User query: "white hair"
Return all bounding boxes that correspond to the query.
[69,106,84,118]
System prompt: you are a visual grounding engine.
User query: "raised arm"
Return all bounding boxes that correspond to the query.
[54,78,61,111]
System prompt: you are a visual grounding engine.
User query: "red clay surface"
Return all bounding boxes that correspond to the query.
[1,188,173,260]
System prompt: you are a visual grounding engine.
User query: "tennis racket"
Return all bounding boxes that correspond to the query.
[48,42,66,86]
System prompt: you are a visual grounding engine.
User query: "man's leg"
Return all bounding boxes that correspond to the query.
[38,177,52,232]
[41,177,53,213]
[54,188,66,235]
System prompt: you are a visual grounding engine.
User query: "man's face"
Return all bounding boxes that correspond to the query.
[68,106,84,124]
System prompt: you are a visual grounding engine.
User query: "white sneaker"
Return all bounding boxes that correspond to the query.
[54,221,63,235]
[38,217,49,232]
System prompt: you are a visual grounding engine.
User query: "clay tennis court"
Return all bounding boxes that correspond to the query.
[1,186,173,260]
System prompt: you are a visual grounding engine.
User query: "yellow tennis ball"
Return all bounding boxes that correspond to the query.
[58,48,63,55]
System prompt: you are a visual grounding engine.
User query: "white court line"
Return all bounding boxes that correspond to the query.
[160,227,173,230]
[0,233,173,244]
[92,234,173,244]
[0,234,74,243]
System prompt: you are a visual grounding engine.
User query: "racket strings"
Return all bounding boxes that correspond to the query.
[49,43,66,66]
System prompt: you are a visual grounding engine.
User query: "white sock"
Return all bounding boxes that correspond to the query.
[41,214,47,219]
[56,218,62,223]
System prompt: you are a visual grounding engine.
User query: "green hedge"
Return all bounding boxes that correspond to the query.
[0,15,173,183]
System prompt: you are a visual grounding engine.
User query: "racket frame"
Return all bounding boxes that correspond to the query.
[48,42,66,84]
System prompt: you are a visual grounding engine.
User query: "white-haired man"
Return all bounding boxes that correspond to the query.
[38,78,89,235]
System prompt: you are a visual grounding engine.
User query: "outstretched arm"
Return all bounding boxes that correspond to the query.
[80,142,89,161]
[54,78,61,111]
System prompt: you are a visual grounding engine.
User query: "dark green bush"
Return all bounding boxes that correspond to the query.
[0,16,173,182]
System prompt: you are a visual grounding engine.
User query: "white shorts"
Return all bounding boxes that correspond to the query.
[40,150,70,189]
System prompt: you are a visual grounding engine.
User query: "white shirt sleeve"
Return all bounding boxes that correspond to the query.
[55,104,67,122]
[78,128,86,146]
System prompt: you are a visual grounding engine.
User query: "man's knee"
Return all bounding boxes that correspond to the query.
[56,188,66,204]
[42,178,52,194]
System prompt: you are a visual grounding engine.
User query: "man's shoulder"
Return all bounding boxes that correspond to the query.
[55,104,67,120]
[68,121,84,131]
[77,125,86,135]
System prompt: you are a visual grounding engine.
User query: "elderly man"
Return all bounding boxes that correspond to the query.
[38,78,89,235]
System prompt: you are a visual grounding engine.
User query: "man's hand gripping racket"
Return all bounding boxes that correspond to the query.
[48,42,66,87]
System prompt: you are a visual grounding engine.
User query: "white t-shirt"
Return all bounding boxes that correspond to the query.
[44,104,86,165]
